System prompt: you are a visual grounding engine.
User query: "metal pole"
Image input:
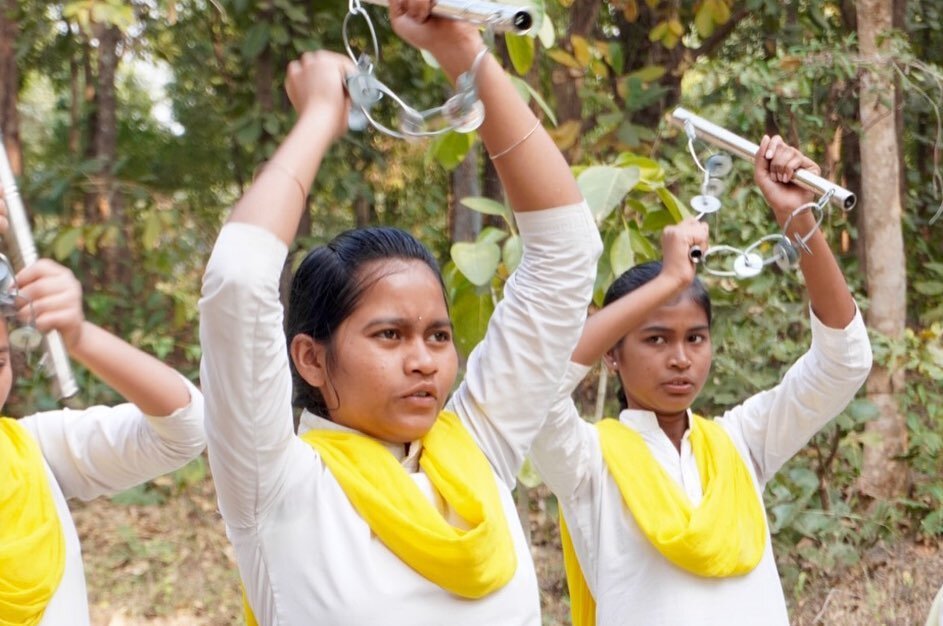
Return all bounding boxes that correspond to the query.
[360,0,534,34]
[670,107,857,211]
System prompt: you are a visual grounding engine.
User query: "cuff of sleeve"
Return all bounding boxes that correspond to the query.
[514,201,597,241]
[809,303,871,365]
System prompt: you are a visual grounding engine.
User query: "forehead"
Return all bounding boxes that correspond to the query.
[353,259,448,316]
[636,295,710,330]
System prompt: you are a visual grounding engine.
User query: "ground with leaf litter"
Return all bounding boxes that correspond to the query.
[72,469,943,625]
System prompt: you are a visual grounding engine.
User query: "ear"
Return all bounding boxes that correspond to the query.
[603,349,620,373]
[290,333,328,389]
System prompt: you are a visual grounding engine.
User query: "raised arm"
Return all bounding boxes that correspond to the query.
[13,258,203,500]
[16,259,193,416]
[572,219,708,365]
[228,51,355,242]
[390,0,580,212]
[199,52,354,527]
[753,135,856,329]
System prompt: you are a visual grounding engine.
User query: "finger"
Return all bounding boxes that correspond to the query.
[15,259,67,290]
[24,289,80,323]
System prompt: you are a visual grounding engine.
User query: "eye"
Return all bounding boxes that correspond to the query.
[430,329,452,343]
[645,335,666,345]
[688,333,708,344]
[375,328,401,340]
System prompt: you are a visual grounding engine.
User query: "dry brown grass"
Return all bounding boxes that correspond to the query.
[72,469,943,626]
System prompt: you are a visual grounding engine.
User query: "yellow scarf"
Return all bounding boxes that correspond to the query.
[0,418,66,626]
[561,414,767,626]
[243,411,517,624]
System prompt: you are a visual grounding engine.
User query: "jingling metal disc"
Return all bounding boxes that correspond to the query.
[703,177,726,197]
[442,97,485,134]
[690,195,721,214]
[9,326,42,352]
[345,73,382,109]
[733,252,764,278]
[706,153,733,178]
[774,240,800,271]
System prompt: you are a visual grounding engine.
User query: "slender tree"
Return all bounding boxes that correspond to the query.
[856,0,910,498]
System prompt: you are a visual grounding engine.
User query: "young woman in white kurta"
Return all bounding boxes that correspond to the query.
[0,190,206,626]
[529,138,873,626]
[198,3,600,625]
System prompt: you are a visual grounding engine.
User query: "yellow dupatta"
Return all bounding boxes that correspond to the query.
[0,418,66,626]
[561,414,767,626]
[243,410,517,624]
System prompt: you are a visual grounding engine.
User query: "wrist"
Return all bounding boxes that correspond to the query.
[430,35,486,81]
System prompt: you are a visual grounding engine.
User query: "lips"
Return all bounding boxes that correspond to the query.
[662,378,695,394]
[401,383,438,403]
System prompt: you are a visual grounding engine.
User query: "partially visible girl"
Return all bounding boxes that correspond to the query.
[0,187,205,626]
[530,137,873,626]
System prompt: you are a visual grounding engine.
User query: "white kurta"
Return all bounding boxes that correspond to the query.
[16,379,205,626]
[199,203,601,626]
[530,309,872,626]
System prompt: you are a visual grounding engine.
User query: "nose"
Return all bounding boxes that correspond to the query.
[668,342,692,370]
[405,338,437,375]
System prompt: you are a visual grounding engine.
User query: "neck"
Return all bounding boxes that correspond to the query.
[656,411,689,452]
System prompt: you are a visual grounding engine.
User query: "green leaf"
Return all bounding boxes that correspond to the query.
[655,186,687,221]
[510,76,558,126]
[241,23,270,60]
[235,118,262,148]
[451,286,495,358]
[695,3,715,38]
[627,65,667,83]
[431,131,475,170]
[142,212,162,250]
[53,227,82,260]
[451,241,501,286]
[506,34,535,75]
[477,226,509,245]
[914,280,943,296]
[577,165,640,223]
[609,228,634,277]
[461,196,510,219]
[503,234,523,273]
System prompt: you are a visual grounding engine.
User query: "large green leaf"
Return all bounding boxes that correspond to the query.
[578,165,640,223]
[461,196,510,220]
[503,234,523,274]
[609,228,634,277]
[451,286,495,358]
[506,34,535,76]
[451,241,501,286]
[431,131,475,171]
[241,23,270,60]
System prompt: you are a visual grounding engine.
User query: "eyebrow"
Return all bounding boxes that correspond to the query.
[363,318,453,330]
[640,324,711,334]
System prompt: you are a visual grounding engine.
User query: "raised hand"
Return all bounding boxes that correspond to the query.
[754,135,819,223]
[285,51,357,143]
[15,260,85,350]
[661,217,709,290]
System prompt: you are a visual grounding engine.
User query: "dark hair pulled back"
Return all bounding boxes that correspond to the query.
[286,226,445,417]
[603,260,712,411]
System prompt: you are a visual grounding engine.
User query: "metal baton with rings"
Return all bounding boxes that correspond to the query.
[359,0,534,34]
[670,107,855,279]
[0,135,79,402]
[342,0,514,139]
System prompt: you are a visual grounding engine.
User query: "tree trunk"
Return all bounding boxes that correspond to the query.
[90,25,124,288]
[449,146,481,242]
[0,0,21,175]
[856,0,909,499]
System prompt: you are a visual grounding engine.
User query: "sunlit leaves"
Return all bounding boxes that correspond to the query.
[451,240,501,286]
[577,165,640,223]
[506,34,535,76]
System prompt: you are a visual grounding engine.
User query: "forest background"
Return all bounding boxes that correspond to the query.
[1,0,942,624]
